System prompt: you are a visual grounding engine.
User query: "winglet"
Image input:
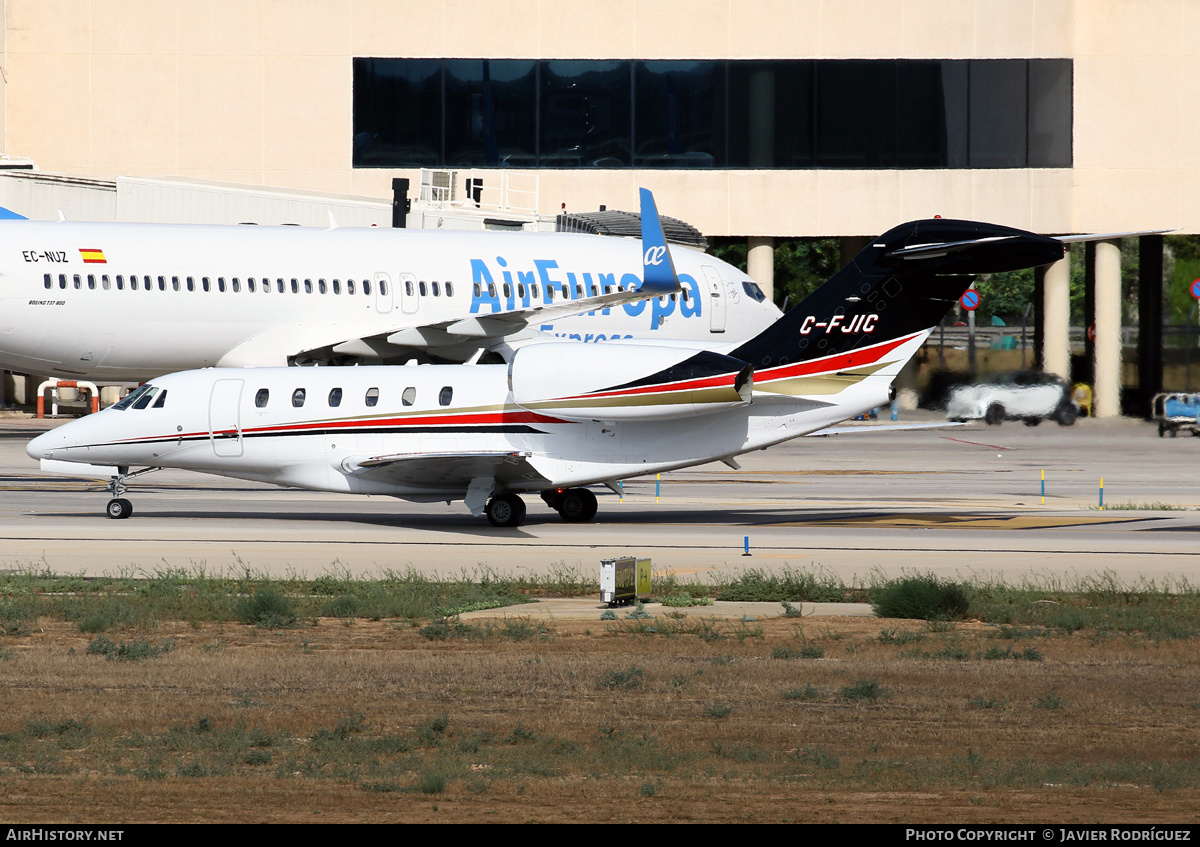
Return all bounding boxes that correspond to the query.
[0,205,26,220]
[639,188,681,295]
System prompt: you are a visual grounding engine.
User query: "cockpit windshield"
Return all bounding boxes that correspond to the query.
[112,384,166,411]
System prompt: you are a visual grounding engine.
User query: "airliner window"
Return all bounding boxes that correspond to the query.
[290,279,298,294]
[116,275,125,290]
[364,279,372,295]
[132,387,158,410]
[304,279,312,294]
[158,276,166,291]
[152,390,168,409]
[380,280,387,295]
[432,282,440,296]
[202,277,210,292]
[102,275,111,290]
[144,275,153,292]
[113,384,152,410]
[172,276,180,291]
[405,280,413,296]
[58,274,66,289]
[218,277,227,293]
[445,282,453,297]
[87,275,96,290]
[255,388,269,408]
[333,279,341,294]
[473,283,481,297]
[43,274,51,289]
[328,387,342,407]
[292,388,306,408]
[247,278,255,292]
[421,281,428,296]
[487,283,496,297]
[500,283,508,298]
[347,280,356,295]
[276,279,284,293]
[131,276,139,291]
[232,278,241,293]
[186,277,194,291]
[365,387,379,407]
[402,387,415,406]
[318,279,326,294]
[73,275,81,289]
[439,386,453,407]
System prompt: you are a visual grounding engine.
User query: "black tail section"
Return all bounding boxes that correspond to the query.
[730,219,1065,369]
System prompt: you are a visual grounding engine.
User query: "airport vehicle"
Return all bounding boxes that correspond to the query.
[1152,392,1200,437]
[0,194,778,383]
[26,201,1066,526]
[946,371,1078,426]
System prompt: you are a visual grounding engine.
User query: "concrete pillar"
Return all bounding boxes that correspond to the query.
[747,236,774,303]
[840,236,871,269]
[1093,239,1122,418]
[1041,256,1071,381]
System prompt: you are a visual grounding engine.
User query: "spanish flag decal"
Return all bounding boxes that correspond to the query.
[79,248,106,264]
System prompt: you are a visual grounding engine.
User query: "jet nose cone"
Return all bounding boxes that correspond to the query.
[26,429,58,461]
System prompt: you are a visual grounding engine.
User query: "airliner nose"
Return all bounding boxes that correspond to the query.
[26,429,59,461]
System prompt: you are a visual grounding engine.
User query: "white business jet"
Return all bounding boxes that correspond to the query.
[26,193,1066,526]
[0,194,778,382]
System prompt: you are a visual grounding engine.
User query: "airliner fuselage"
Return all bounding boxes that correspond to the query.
[0,221,779,382]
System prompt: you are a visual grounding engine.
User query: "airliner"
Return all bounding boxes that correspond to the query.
[0,193,778,382]
[27,203,1066,526]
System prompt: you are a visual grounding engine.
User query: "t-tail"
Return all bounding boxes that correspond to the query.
[730,218,1066,397]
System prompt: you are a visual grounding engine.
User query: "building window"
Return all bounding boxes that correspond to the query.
[354,58,1072,170]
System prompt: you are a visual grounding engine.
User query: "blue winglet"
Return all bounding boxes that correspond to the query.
[639,188,680,294]
[0,205,27,220]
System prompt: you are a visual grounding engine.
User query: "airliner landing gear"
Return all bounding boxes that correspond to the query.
[103,466,156,520]
[542,488,598,523]
[106,498,133,520]
[485,493,526,528]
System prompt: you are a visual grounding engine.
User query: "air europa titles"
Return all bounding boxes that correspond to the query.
[469,256,703,330]
[800,313,879,335]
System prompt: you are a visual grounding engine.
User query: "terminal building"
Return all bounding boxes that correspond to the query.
[0,0,1195,417]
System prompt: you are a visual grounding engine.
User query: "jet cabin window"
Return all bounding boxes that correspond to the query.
[365,387,379,407]
[328,387,342,407]
[439,387,453,406]
[402,387,416,406]
[292,388,306,408]
[255,389,269,408]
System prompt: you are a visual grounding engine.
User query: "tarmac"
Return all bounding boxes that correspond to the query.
[3,409,1199,619]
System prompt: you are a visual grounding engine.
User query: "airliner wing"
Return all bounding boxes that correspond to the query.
[336,284,678,354]
[344,450,551,490]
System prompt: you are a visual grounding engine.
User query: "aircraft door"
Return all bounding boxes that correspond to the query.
[399,273,419,315]
[209,378,244,458]
[374,273,393,314]
[702,266,726,333]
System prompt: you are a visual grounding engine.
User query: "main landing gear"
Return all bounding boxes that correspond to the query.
[483,487,599,528]
[541,488,598,523]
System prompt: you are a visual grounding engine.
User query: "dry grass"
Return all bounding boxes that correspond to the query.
[2,613,1199,823]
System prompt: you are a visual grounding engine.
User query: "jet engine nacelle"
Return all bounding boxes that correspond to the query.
[508,342,752,422]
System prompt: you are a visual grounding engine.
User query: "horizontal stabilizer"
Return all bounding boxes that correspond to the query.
[1055,229,1173,244]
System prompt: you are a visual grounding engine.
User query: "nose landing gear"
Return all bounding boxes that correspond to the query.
[103,466,157,520]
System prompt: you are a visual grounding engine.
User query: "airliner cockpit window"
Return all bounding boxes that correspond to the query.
[113,384,153,411]
[132,387,159,410]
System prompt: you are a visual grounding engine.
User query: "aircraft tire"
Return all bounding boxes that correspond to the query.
[557,488,597,523]
[984,404,1006,426]
[1054,404,1078,427]
[486,493,525,528]
[106,498,133,520]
